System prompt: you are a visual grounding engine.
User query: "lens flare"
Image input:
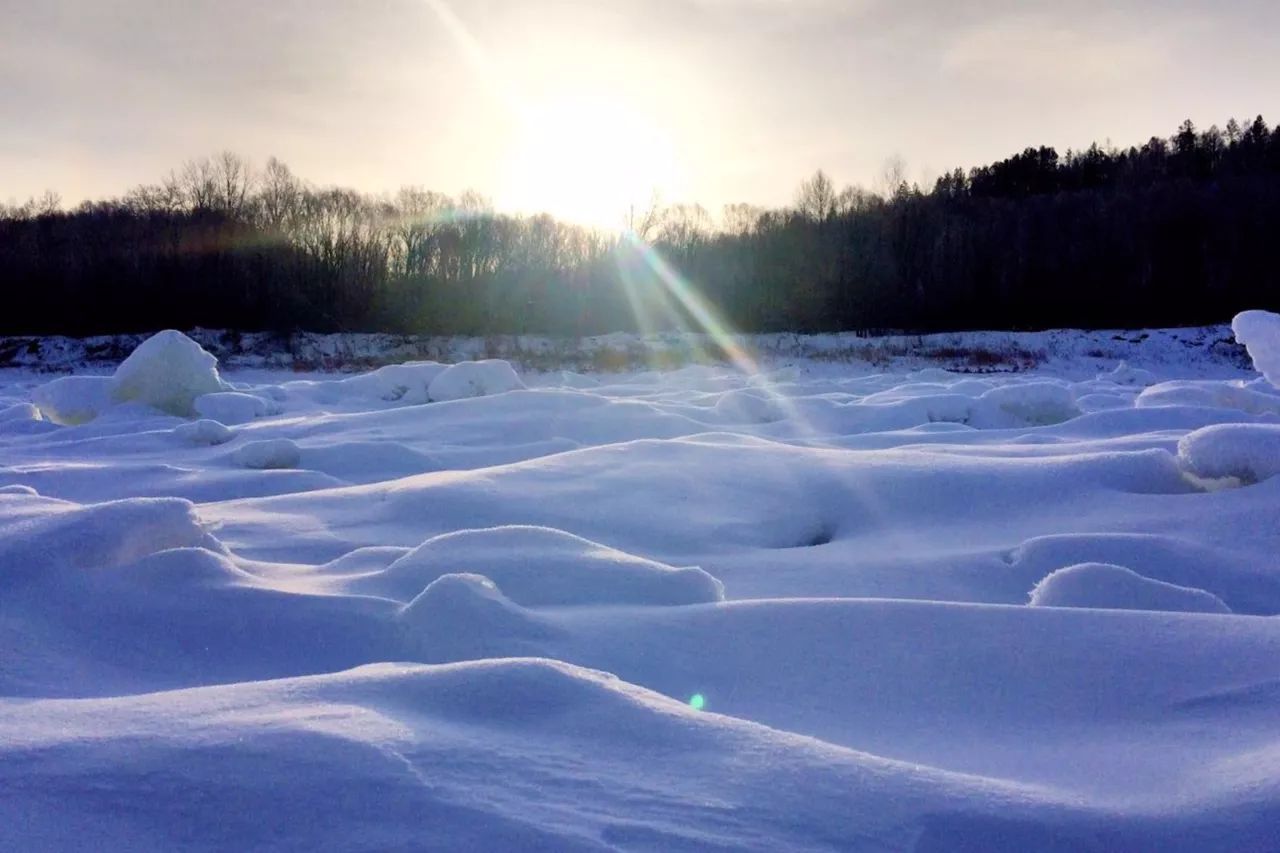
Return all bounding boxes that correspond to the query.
[689,693,706,711]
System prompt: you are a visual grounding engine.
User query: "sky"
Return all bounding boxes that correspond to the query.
[3,0,1279,226]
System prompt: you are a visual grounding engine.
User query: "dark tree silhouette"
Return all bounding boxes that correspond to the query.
[2,118,1278,339]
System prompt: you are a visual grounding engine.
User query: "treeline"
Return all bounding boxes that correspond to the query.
[2,117,1279,338]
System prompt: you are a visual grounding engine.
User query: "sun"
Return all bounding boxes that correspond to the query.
[500,94,679,230]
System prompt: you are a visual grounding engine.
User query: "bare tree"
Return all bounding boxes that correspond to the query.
[876,155,907,199]
[795,170,837,221]
[722,203,764,236]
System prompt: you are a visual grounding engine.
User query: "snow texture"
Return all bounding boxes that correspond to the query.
[2,318,1280,851]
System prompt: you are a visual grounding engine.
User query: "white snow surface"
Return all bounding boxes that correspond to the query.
[2,318,1280,851]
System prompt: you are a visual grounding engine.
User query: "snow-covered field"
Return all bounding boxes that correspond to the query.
[2,316,1279,851]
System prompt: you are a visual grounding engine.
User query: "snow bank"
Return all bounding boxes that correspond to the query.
[231,438,301,469]
[1029,562,1232,613]
[194,391,270,425]
[427,359,524,402]
[111,329,225,415]
[370,525,724,607]
[1178,423,1280,484]
[1232,309,1280,387]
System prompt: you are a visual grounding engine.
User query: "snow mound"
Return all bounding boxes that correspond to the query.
[232,438,301,469]
[427,359,525,402]
[1178,423,1280,484]
[1136,380,1280,415]
[0,494,213,584]
[292,362,448,406]
[370,525,724,607]
[194,391,270,425]
[1008,532,1280,616]
[1029,562,1232,613]
[714,388,786,423]
[397,573,555,662]
[1232,309,1280,387]
[0,402,40,422]
[1075,392,1131,413]
[174,418,235,446]
[1098,361,1156,386]
[30,374,115,425]
[976,382,1079,427]
[111,329,225,416]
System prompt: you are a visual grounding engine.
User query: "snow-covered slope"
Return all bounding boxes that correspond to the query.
[2,316,1279,851]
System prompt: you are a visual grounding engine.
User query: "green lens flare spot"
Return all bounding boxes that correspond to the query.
[689,693,706,711]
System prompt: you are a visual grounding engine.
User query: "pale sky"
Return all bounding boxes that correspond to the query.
[3,0,1278,225]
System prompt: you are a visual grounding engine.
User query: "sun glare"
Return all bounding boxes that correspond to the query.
[501,95,680,230]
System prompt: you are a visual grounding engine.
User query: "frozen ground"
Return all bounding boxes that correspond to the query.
[1,318,1279,851]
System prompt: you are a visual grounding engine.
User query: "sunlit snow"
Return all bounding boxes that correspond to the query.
[2,315,1279,850]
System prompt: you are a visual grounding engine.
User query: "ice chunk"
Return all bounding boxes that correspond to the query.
[1232,309,1280,387]
[232,439,301,469]
[1178,423,1280,484]
[427,360,525,402]
[111,330,225,416]
[1029,562,1231,613]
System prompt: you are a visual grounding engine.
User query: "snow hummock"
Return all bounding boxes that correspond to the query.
[427,359,525,402]
[194,391,271,424]
[174,418,235,446]
[1178,423,1280,484]
[368,525,724,607]
[231,438,301,469]
[30,374,115,425]
[1232,309,1280,387]
[1029,562,1232,613]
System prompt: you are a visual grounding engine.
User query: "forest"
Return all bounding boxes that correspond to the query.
[3,116,1279,337]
